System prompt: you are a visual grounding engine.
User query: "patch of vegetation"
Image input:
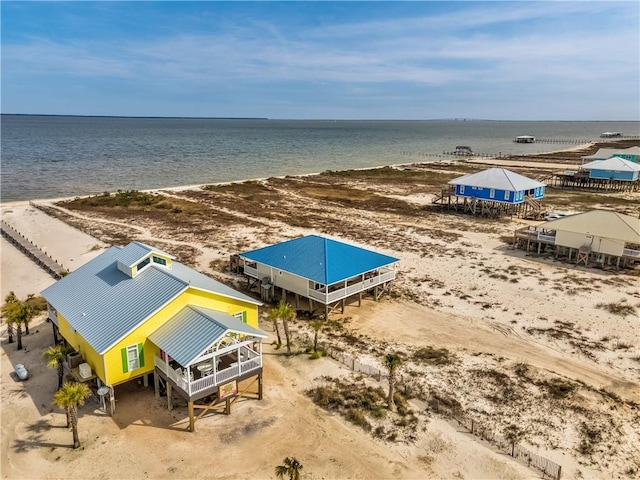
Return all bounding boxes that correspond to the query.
[595,301,636,318]
[413,346,454,365]
[540,378,578,399]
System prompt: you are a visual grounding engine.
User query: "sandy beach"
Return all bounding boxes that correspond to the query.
[2,146,639,479]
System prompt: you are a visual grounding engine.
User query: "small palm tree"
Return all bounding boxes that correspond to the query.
[44,345,72,390]
[267,306,283,347]
[53,382,91,449]
[383,353,402,412]
[276,300,296,356]
[1,291,19,344]
[4,303,28,351]
[275,456,303,480]
[309,319,324,353]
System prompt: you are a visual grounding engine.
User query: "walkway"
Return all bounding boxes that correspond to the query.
[0,220,65,279]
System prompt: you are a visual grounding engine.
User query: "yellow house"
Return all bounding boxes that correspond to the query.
[42,241,265,431]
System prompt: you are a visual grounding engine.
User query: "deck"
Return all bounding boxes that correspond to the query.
[154,353,262,402]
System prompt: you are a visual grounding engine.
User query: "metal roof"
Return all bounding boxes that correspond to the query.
[41,243,261,354]
[538,210,640,243]
[582,146,640,160]
[581,157,640,172]
[148,306,265,367]
[448,168,545,191]
[114,241,175,268]
[240,235,399,285]
[171,262,261,305]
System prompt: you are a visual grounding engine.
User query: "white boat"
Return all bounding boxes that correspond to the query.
[600,132,622,138]
[514,135,535,143]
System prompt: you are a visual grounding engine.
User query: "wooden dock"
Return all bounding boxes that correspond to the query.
[1,220,65,279]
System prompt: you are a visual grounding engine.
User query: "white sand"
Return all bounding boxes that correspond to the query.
[1,164,639,479]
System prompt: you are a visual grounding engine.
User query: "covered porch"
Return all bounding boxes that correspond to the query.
[148,305,267,431]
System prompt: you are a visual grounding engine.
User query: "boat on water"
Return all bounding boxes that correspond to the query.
[514,135,536,143]
[453,145,473,155]
[600,132,622,138]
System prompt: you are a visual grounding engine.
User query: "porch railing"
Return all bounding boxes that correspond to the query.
[155,354,262,396]
[623,248,640,258]
[308,270,395,304]
[244,265,258,278]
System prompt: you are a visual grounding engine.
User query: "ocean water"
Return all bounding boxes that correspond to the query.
[1,115,638,202]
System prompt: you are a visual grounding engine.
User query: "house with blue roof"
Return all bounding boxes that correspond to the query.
[238,235,399,317]
[41,241,265,431]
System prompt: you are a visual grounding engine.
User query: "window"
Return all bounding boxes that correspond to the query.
[136,257,150,272]
[234,311,247,323]
[152,256,167,266]
[121,343,144,373]
[459,185,465,194]
[489,189,495,199]
[504,191,510,200]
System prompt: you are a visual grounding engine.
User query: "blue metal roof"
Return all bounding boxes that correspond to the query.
[240,235,399,285]
[148,306,266,367]
[41,243,261,355]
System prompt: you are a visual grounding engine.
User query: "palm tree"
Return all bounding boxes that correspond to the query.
[267,306,283,347]
[276,300,296,356]
[1,291,19,344]
[53,382,91,449]
[275,457,303,480]
[23,294,36,335]
[383,353,402,412]
[309,319,324,353]
[44,345,72,390]
[4,302,28,351]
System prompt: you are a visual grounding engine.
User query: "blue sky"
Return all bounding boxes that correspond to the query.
[2,1,639,120]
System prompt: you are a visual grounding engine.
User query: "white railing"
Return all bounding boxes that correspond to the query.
[623,248,640,258]
[538,234,556,243]
[308,270,396,303]
[155,354,262,396]
[243,265,258,278]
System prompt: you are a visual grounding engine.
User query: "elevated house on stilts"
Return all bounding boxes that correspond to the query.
[433,167,546,218]
[41,241,265,432]
[514,210,640,269]
[236,235,399,318]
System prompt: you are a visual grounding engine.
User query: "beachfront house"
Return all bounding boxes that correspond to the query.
[582,146,640,163]
[237,235,399,317]
[580,157,640,182]
[514,210,640,268]
[41,241,265,431]
[449,167,546,203]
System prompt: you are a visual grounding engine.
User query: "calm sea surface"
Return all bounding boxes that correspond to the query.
[1,115,638,202]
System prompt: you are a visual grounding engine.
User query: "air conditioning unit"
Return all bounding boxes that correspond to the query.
[67,352,83,369]
[78,363,92,379]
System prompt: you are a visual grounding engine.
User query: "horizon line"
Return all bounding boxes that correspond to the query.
[2,113,639,122]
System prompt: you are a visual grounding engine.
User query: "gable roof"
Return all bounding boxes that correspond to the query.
[538,210,640,243]
[148,305,266,367]
[448,168,545,191]
[41,243,261,354]
[114,241,175,268]
[239,235,399,285]
[582,146,640,160]
[581,157,640,172]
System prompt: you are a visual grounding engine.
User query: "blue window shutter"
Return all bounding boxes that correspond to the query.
[121,348,129,373]
[138,343,145,367]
